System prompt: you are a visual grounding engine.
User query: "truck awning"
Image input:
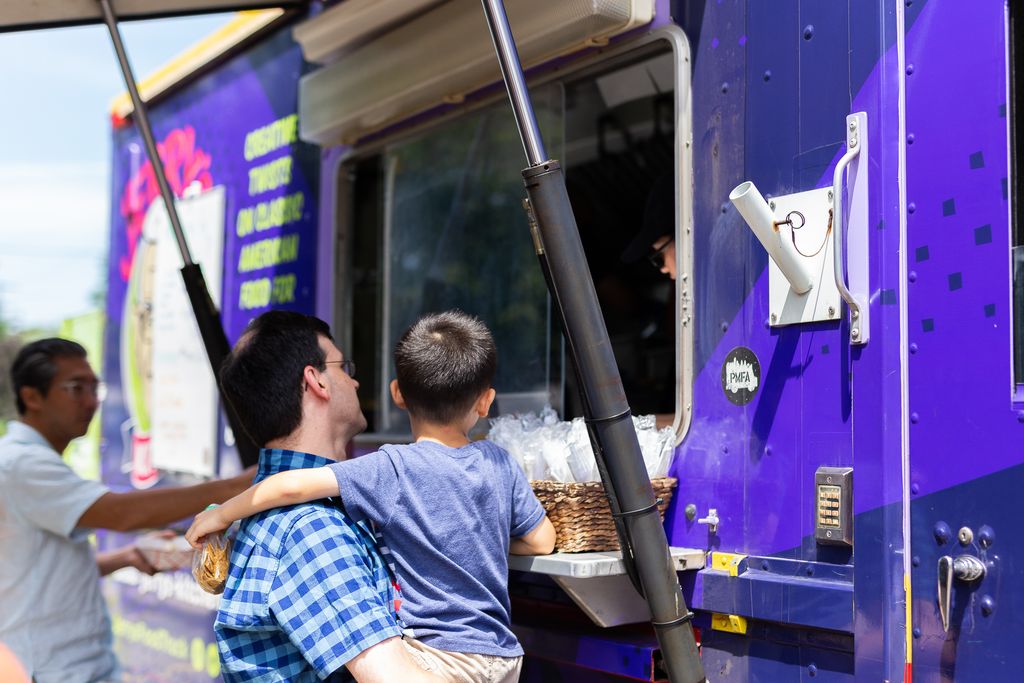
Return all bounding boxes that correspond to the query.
[0,1,305,33]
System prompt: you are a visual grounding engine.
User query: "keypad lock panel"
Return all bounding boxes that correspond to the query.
[815,467,853,546]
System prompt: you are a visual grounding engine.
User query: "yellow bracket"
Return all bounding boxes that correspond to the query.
[711,613,748,635]
[710,552,748,577]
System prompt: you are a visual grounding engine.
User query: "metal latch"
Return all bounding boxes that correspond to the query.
[937,554,986,632]
[697,508,720,533]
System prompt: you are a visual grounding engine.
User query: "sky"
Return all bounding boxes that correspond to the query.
[0,12,234,332]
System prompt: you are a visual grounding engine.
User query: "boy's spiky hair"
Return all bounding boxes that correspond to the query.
[394,310,496,424]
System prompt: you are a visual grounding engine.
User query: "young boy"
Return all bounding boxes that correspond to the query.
[187,310,556,683]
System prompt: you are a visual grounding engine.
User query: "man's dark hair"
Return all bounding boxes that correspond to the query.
[219,311,332,446]
[394,311,496,425]
[10,338,87,414]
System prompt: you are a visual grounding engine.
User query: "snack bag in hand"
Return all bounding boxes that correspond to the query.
[191,506,232,594]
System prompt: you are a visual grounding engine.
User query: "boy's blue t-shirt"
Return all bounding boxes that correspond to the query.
[327,439,545,658]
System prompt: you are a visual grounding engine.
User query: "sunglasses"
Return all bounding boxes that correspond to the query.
[324,359,357,378]
[647,239,674,269]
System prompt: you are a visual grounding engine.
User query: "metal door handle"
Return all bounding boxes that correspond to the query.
[937,555,986,632]
[831,112,869,344]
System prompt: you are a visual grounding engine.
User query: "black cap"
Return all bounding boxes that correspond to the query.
[621,173,675,263]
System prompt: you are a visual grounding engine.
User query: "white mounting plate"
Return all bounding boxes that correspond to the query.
[769,187,840,327]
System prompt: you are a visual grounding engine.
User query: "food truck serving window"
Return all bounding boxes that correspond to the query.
[335,35,692,440]
[351,85,564,436]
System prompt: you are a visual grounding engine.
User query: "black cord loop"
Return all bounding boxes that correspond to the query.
[610,498,663,519]
[652,611,695,629]
[584,408,632,426]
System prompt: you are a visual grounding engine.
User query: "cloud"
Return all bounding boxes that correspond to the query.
[0,162,108,329]
[0,162,109,240]
[0,12,235,331]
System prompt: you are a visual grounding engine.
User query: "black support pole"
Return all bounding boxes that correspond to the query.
[97,0,259,468]
[480,2,705,681]
[523,201,645,596]
[523,163,704,683]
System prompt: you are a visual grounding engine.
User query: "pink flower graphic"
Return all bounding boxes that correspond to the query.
[118,126,213,281]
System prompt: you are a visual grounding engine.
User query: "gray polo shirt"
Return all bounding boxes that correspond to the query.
[0,421,114,683]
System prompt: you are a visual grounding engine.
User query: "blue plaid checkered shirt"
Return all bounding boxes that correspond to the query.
[215,449,402,682]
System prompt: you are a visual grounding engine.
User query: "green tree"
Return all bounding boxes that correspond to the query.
[0,308,20,432]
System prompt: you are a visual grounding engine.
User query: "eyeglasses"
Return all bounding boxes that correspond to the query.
[57,379,107,402]
[324,360,357,378]
[647,238,674,269]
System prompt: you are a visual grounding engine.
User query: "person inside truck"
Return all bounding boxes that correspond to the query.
[189,310,556,683]
[621,173,676,280]
[613,174,677,428]
[0,337,257,683]
[197,311,441,683]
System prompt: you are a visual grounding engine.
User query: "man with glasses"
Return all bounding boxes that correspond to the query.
[621,173,677,280]
[0,338,256,683]
[209,311,439,682]
[616,174,677,426]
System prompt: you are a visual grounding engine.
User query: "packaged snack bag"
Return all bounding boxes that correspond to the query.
[191,506,232,594]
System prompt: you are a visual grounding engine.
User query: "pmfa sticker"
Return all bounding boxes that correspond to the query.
[721,347,761,406]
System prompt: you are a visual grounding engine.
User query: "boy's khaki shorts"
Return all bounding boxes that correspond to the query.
[403,636,522,683]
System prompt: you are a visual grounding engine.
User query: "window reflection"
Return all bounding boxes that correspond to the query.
[343,49,681,436]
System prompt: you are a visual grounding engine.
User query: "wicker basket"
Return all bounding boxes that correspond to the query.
[531,477,678,553]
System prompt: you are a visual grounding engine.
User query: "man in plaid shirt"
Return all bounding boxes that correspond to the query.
[212,311,440,683]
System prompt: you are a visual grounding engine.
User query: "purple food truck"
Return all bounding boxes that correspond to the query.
[52,0,1024,680]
